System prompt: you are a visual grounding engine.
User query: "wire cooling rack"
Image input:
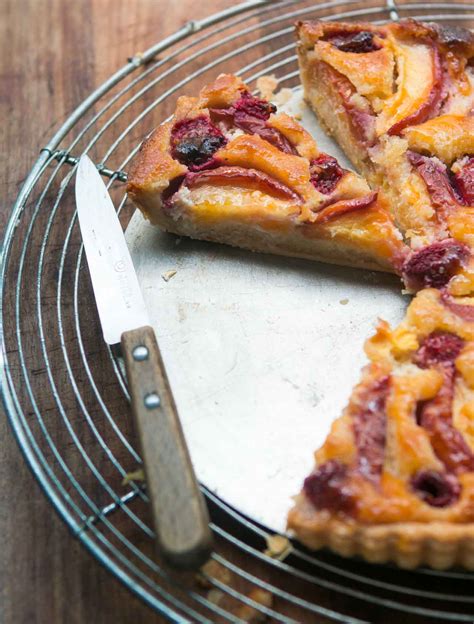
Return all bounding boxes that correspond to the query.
[2,1,474,622]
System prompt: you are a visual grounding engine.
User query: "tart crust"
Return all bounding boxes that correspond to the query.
[127,74,407,274]
[288,504,474,570]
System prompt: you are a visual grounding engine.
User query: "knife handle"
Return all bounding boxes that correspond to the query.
[121,325,212,569]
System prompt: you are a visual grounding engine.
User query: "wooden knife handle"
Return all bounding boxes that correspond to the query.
[121,325,212,569]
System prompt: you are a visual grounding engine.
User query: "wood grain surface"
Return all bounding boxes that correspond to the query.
[2,2,474,624]
[0,3,231,623]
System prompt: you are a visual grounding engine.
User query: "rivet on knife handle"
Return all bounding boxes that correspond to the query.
[122,325,212,569]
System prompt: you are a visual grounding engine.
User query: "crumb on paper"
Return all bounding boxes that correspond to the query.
[235,588,273,622]
[256,75,293,109]
[263,534,293,560]
[273,88,293,107]
[162,269,177,282]
[294,112,302,120]
[256,75,279,100]
[339,298,349,305]
[207,589,225,606]
[122,469,145,486]
[128,51,144,63]
[196,559,232,588]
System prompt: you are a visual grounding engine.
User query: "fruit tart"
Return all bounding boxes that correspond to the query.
[127,74,407,273]
[297,19,474,295]
[288,288,474,569]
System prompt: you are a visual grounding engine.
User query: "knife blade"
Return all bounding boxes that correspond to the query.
[76,155,149,344]
[75,155,212,569]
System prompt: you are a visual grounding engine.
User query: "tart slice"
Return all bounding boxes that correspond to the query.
[127,74,407,273]
[288,288,474,569]
[297,19,474,294]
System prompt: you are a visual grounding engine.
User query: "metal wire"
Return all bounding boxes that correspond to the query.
[2,1,474,622]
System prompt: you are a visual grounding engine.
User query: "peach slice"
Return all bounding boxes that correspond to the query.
[312,192,377,224]
[216,134,314,203]
[184,166,301,202]
[313,40,395,106]
[407,151,460,222]
[403,115,474,164]
[376,38,441,136]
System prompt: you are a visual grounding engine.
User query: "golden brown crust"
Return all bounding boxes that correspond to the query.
[288,502,474,569]
[296,18,474,57]
[296,20,383,48]
[127,122,187,222]
[398,20,474,57]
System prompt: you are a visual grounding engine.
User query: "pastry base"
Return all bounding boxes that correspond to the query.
[134,201,399,274]
[288,497,474,570]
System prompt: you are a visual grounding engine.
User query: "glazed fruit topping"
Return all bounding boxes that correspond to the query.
[162,174,186,211]
[310,154,344,194]
[411,469,461,507]
[327,30,381,53]
[312,192,378,224]
[407,151,460,219]
[303,460,354,513]
[233,90,276,120]
[387,48,443,136]
[413,333,474,475]
[171,116,227,170]
[441,291,474,322]
[353,376,389,482]
[210,91,297,155]
[402,239,470,290]
[414,331,464,368]
[424,407,474,475]
[184,166,301,202]
[320,64,376,145]
[453,156,474,205]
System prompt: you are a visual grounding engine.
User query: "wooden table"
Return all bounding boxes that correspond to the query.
[1,3,231,622]
[2,2,474,623]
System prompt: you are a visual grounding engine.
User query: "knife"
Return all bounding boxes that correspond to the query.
[75,154,212,569]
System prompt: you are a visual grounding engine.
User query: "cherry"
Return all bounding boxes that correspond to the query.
[171,116,226,170]
[310,154,344,194]
[414,331,464,368]
[411,470,460,507]
[402,239,469,289]
[210,91,297,155]
[303,460,354,513]
[327,30,381,53]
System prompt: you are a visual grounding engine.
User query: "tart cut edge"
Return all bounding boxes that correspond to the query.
[127,73,407,274]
